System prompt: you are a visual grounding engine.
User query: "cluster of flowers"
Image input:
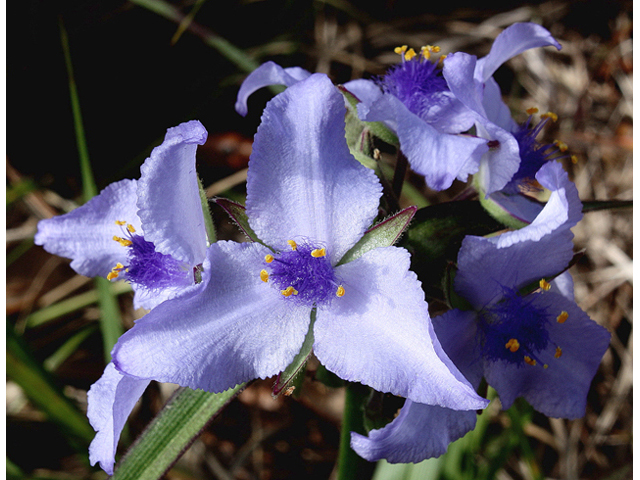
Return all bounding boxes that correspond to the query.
[35,22,610,474]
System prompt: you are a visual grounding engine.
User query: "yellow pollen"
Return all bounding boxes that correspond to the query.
[113,236,132,247]
[555,347,563,358]
[115,220,127,226]
[557,311,569,324]
[265,254,274,263]
[107,271,119,281]
[526,107,539,115]
[404,48,417,61]
[543,364,549,369]
[281,286,298,297]
[505,338,520,352]
[287,240,297,251]
[437,54,447,65]
[114,263,124,270]
[571,155,578,164]
[336,285,345,297]
[541,111,558,122]
[394,45,408,55]
[524,356,537,366]
[260,269,269,282]
[127,224,136,233]
[554,139,568,152]
[539,279,551,291]
[311,248,326,258]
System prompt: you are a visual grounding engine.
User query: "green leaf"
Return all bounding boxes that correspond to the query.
[339,85,399,146]
[112,384,244,480]
[582,199,633,212]
[338,206,417,266]
[6,321,95,448]
[214,198,262,243]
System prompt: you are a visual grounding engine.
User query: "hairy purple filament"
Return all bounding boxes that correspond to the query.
[124,235,192,290]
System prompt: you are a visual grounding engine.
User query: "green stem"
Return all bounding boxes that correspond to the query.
[337,382,375,480]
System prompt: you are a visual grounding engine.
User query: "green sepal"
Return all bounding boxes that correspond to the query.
[272,310,316,398]
[213,198,262,244]
[198,176,216,244]
[478,190,531,230]
[315,363,345,388]
[339,85,399,147]
[443,263,474,312]
[338,206,417,266]
[402,201,505,293]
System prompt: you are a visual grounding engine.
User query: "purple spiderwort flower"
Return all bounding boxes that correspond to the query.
[351,161,610,463]
[35,121,210,474]
[92,73,487,473]
[442,23,562,195]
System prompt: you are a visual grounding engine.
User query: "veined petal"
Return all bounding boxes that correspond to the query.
[482,77,518,131]
[475,23,561,83]
[34,179,140,278]
[351,399,477,463]
[235,61,312,116]
[87,362,150,475]
[112,241,311,393]
[246,74,382,265]
[484,291,609,418]
[443,52,486,117]
[476,121,522,195]
[314,246,487,410]
[341,78,383,106]
[358,93,487,190]
[137,120,208,266]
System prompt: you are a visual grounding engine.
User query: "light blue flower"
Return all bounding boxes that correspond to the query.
[351,161,610,463]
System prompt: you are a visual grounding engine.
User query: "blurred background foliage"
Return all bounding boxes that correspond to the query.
[7,0,632,479]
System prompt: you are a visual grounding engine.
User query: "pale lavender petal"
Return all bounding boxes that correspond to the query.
[443,52,486,117]
[482,77,518,131]
[484,292,609,417]
[550,271,575,300]
[475,23,561,83]
[113,241,311,393]
[137,120,208,266]
[351,400,477,463]
[475,120,522,195]
[88,362,150,475]
[235,61,312,116]
[246,74,382,265]
[314,246,487,410]
[34,179,140,278]
[486,191,544,225]
[359,93,488,190]
[341,78,383,106]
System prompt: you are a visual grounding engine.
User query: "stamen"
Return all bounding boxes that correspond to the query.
[311,248,326,258]
[281,286,298,297]
[287,240,298,251]
[265,254,274,263]
[404,48,417,61]
[553,139,568,152]
[260,269,269,282]
[127,224,136,233]
[524,356,537,366]
[420,45,440,60]
[394,45,408,56]
[107,271,119,280]
[555,347,563,358]
[336,285,345,297]
[571,155,578,164]
[543,364,549,369]
[556,311,569,324]
[505,338,520,352]
[541,111,558,122]
[115,220,127,226]
[526,107,539,115]
[539,279,551,291]
[113,236,133,247]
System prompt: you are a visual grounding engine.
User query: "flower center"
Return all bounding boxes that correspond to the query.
[108,221,193,290]
[260,240,343,307]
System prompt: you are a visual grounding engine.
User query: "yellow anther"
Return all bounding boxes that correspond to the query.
[555,347,563,358]
[260,269,269,282]
[107,271,119,281]
[336,285,345,297]
[557,311,569,324]
[265,254,274,263]
[526,107,539,115]
[127,224,136,233]
[541,111,558,122]
[281,286,298,297]
[438,54,447,65]
[554,139,568,152]
[114,263,124,270]
[543,364,549,369]
[524,356,537,366]
[287,240,298,251]
[505,338,520,353]
[113,236,132,247]
[311,248,326,258]
[115,220,127,226]
[539,279,551,291]
[571,155,578,164]
[394,45,408,55]
[404,48,417,61]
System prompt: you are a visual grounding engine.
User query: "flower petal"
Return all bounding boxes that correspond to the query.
[351,399,477,463]
[87,362,150,475]
[235,61,312,116]
[314,246,487,410]
[475,23,561,83]
[358,92,488,190]
[34,179,140,278]
[484,291,610,418]
[112,241,311,393]
[137,120,209,266]
[246,73,382,264]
